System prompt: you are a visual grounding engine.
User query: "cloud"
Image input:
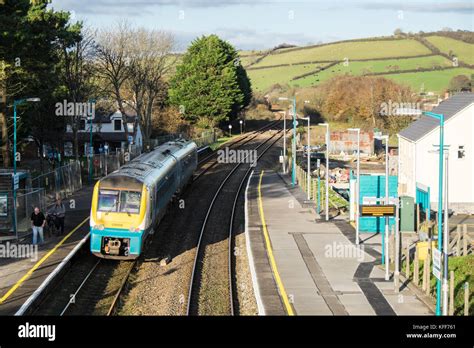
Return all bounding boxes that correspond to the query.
[173,27,327,51]
[358,1,473,14]
[53,0,285,15]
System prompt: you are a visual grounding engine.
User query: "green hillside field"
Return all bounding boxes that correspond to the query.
[251,39,431,67]
[382,68,474,93]
[426,36,474,65]
[242,34,474,93]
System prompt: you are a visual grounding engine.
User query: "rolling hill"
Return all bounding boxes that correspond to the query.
[241,33,474,93]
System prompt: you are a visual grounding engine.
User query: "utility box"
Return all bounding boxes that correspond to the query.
[400,196,415,232]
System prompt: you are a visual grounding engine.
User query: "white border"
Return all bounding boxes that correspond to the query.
[245,170,265,315]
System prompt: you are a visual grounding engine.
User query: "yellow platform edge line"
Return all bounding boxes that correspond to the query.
[0,216,90,305]
[257,170,295,316]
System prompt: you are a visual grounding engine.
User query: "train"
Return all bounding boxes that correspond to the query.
[90,139,198,259]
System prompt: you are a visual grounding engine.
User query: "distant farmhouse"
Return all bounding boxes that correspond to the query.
[398,93,474,214]
[64,109,143,156]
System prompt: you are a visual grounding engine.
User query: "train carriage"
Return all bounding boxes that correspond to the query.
[90,139,197,259]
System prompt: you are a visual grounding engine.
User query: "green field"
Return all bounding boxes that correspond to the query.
[426,36,474,65]
[249,63,325,91]
[242,34,474,93]
[382,68,474,93]
[287,55,453,88]
[251,39,431,67]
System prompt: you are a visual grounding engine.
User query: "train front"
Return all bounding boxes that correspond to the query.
[90,176,148,260]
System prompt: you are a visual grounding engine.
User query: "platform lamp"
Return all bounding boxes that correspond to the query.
[13,98,41,238]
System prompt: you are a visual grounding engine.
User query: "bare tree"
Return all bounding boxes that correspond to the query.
[126,28,176,149]
[58,27,98,160]
[95,22,176,151]
[95,21,133,147]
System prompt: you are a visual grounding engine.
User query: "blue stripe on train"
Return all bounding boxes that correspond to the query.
[90,227,144,255]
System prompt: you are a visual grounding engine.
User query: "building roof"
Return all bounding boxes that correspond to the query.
[398,92,474,142]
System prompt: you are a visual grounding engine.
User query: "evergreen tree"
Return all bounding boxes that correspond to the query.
[169,35,251,128]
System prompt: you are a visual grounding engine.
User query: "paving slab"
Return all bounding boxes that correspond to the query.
[246,170,433,316]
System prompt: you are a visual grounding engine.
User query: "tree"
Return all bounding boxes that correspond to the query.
[168,35,251,128]
[58,26,99,160]
[394,28,404,37]
[95,21,133,145]
[448,75,471,92]
[0,0,73,169]
[125,28,176,148]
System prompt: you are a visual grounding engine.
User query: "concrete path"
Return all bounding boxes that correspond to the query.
[247,170,433,316]
[0,186,93,315]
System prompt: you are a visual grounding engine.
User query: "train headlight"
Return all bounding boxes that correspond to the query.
[129,227,140,232]
[94,224,105,231]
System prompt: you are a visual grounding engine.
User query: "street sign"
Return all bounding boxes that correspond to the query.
[12,174,19,190]
[363,196,398,205]
[360,205,396,217]
[432,248,441,280]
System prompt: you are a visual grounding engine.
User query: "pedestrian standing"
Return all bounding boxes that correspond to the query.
[31,206,46,245]
[48,195,66,236]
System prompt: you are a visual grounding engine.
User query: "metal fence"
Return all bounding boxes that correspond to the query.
[86,153,121,179]
[31,161,83,202]
[193,131,216,148]
[0,188,46,240]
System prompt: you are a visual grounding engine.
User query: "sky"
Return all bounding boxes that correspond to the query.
[51,0,474,51]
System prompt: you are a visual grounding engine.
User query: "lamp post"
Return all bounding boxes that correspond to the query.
[279,97,297,186]
[228,124,232,137]
[375,134,390,280]
[88,99,96,185]
[283,110,287,173]
[348,128,360,245]
[12,98,40,238]
[318,123,329,221]
[422,110,445,317]
[303,117,311,200]
[239,120,243,135]
[443,148,449,316]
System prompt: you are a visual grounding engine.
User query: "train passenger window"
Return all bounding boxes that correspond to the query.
[120,191,141,214]
[98,190,119,212]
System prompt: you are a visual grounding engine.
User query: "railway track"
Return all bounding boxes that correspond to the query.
[187,126,285,315]
[31,119,282,316]
[32,251,137,316]
[195,118,281,179]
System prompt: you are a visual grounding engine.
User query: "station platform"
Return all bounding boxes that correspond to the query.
[0,186,93,315]
[246,170,433,316]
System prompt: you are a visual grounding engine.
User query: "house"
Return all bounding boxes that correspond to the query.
[398,92,474,214]
[64,110,143,156]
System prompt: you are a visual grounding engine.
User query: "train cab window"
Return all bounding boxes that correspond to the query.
[119,191,141,214]
[98,190,119,212]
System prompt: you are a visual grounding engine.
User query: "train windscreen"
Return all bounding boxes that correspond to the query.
[98,189,141,214]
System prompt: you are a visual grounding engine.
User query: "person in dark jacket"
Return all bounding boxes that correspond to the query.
[31,207,46,245]
[48,195,66,236]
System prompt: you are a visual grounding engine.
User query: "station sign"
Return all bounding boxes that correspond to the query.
[12,173,19,190]
[432,248,441,280]
[360,204,396,217]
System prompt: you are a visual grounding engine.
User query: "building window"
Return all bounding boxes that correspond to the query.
[114,119,122,131]
[458,146,465,159]
[79,120,86,131]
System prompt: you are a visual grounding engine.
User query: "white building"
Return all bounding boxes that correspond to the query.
[65,110,143,156]
[398,93,474,214]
